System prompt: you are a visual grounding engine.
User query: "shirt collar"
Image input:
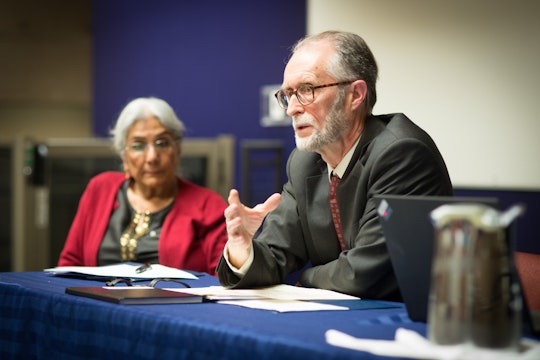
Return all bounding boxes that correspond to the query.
[327,135,361,181]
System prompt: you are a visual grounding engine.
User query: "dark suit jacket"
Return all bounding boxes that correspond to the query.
[217,113,453,301]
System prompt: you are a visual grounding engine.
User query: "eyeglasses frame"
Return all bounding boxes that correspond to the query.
[125,136,179,156]
[274,81,354,110]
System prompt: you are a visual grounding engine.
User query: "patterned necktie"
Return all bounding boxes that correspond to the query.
[329,174,346,251]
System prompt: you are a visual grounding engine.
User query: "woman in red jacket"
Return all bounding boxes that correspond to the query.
[58,97,227,275]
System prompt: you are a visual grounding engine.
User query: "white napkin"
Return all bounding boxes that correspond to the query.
[326,328,540,360]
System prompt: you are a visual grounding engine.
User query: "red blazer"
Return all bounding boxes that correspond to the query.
[58,171,228,275]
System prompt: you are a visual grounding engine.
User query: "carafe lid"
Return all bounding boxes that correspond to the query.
[430,203,525,231]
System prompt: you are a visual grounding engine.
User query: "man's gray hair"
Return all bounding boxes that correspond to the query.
[292,31,378,114]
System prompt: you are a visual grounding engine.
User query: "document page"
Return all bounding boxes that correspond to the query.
[175,284,359,300]
[44,263,198,280]
[172,284,358,312]
[249,284,360,300]
[217,299,349,312]
[173,284,360,301]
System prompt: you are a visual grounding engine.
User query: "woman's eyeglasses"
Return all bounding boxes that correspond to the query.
[126,138,175,155]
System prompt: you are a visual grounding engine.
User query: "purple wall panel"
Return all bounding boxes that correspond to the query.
[92,0,306,189]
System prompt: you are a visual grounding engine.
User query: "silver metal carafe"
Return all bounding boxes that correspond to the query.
[428,203,524,349]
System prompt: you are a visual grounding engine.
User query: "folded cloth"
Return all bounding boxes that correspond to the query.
[325,328,540,360]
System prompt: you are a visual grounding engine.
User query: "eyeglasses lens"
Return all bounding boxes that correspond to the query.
[127,139,173,154]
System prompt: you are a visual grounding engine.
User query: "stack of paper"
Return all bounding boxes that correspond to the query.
[44,263,198,280]
[174,284,360,312]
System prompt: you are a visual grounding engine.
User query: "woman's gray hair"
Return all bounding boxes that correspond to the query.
[291,31,378,114]
[110,97,186,156]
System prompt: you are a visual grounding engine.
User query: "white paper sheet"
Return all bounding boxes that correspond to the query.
[166,284,357,312]
[217,299,349,312]
[44,263,198,280]
[172,284,359,301]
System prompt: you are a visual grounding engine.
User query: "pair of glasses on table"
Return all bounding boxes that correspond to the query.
[106,264,191,287]
[105,277,192,288]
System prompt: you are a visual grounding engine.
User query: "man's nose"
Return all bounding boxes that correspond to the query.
[286,94,304,117]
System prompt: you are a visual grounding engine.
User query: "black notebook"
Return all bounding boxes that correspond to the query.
[66,286,203,305]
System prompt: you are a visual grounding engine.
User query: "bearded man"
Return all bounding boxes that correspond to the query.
[217,31,452,301]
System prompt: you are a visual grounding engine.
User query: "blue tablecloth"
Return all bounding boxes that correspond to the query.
[0,271,425,360]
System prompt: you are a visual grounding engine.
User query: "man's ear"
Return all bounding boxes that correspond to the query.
[351,80,368,110]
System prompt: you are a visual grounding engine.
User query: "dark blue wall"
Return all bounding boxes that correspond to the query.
[91,0,306,191]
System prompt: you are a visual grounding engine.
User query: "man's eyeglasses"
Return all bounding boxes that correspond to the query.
[274,81,354,110]
[126,138,175,155]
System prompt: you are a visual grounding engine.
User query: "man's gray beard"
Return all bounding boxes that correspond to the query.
[294,90,350,152]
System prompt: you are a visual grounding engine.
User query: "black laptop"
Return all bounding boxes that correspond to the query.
[375,194,539,337]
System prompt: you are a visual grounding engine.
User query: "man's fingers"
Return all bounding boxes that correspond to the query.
[227,189,241,206]
[264,193,282,212]
[226,216,243,237]
[254,193,281,214]
[224,202,238,219]
[225,189,244,219]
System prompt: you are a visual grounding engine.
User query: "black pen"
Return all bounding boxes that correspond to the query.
[135,263,152,274]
